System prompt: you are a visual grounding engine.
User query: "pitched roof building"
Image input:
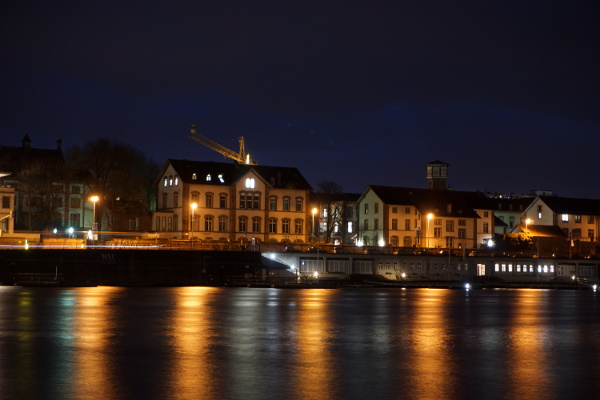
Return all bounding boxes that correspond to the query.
[154,159,313,244]
[356,185,495,250]
[0,135,91,231]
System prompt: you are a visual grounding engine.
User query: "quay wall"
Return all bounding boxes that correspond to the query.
[0,249,275,286]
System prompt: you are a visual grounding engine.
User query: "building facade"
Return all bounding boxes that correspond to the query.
[356,185,495,251]
[154,159,313,244]
[0,135,92,232]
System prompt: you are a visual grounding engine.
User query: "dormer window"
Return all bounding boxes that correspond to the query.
[206,174,212,182]
[192,173,197,180]
[245,178,255,189]
[218,174,224,183]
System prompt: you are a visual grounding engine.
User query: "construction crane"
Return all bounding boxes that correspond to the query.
[188,124,256,165]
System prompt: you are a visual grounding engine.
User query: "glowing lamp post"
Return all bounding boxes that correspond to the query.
[312,208,318,243]
[190,202,198,236]
[426,213,434,248]
[525,218,532,233]
[90,195,99,231]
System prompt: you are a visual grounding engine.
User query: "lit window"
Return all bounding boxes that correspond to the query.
[206,174,211,182]
[218,174,224,183]
[169,175,173,186]
[347,222,353,233]
[163,177,168,187]
[562,214,569,222]
[174,176,178,186]
[192,173,197,180]
[245,178,255,189]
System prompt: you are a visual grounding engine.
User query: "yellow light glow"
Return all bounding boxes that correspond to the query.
[312,208,318,215]
[90,195,99,203]
[191,202,198,210]
[427,213,434,220]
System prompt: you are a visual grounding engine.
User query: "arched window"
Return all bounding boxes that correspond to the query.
[252,217,261,233]
[162,193,168,209]
[238,216,248,233]
[282,219,290,234]
[205,215,214,231]
[294,219,303,234]
[269,218,277,233]
[173,192,179,207]
[283,197,290,211]
[219,216,228,232]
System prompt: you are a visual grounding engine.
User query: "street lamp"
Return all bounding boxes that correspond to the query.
[525,218,532,233]
[90,195,99,231]
[312,207,318,243]
[190,202,198,235]
[426,213,434,248]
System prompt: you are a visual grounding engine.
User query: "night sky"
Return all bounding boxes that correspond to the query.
[2,1,599,198]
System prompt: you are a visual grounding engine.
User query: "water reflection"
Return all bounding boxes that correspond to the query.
[292,289,339,400]
[168,287,220,400]
[1,287,600,400]
[506,290,548,399]
[71,287,123,400]
[405,289,457,399]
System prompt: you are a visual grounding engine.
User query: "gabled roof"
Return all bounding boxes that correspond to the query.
[0,144,64,177]
[489,197,535,213]
[365,185,493,218]
[536,196,600,216]
[162,159,313,190]
[513,224,568,238]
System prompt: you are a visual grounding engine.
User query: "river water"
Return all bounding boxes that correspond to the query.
[1,286,599,400]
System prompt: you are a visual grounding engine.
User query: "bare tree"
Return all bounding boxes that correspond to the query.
[66,139,159,230]
[316,180,344,243]
[18,159,73,230]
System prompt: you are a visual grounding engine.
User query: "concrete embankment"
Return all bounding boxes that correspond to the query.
[0,249,285,286]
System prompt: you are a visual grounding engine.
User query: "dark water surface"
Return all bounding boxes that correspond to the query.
[1,286,599,400]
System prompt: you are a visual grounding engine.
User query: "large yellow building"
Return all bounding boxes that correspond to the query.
[154,159,313,245]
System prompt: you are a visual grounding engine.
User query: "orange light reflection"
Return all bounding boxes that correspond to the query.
[168,287,220,400]
[72,287,123,399]
[405,289,456,399]
[505,289,549,399]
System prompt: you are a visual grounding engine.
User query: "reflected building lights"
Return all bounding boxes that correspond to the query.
[406,289,456,399]
[72,287,123,399]
[292,289,339,399]
[169,287,220,400]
